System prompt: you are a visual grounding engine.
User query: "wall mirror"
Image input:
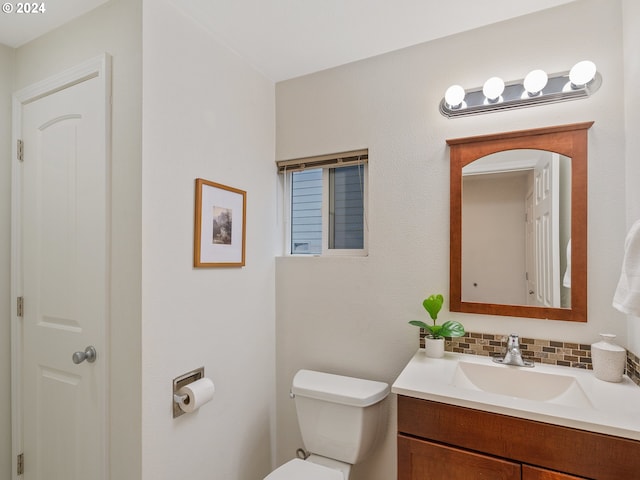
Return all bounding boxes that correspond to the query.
[448,122,593,322]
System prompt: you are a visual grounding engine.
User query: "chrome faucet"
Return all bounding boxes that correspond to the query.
[493,334,534,367]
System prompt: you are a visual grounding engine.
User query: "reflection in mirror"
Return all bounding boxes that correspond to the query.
[448,122,593,322]
[462,150,571,309]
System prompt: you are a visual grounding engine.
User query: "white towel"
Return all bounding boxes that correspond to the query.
[613,219,640,316]
[563,239,571,288]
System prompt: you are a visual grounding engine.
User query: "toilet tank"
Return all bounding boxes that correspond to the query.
[291,370,390,465]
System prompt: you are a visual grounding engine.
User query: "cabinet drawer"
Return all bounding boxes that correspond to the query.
[398,435,521,480]
[522,465,589,480]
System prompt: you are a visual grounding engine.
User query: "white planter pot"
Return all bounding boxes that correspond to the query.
[424,337,445,358]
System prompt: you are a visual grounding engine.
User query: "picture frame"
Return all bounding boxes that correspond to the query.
[194,178,246,267]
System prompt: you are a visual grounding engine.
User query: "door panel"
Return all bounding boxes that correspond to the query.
[533,153,560,307]
[525,190,540,306]
[20,70,108,480]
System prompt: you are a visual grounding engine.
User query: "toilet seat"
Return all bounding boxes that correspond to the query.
[264,459,344,480]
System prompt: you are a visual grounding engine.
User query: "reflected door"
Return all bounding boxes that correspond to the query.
[533,153,561,308]
[525,191,541,306]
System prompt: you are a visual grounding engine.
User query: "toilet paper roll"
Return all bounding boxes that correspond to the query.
[177,378,215,413]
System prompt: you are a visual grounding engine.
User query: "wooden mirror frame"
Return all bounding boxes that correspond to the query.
[448,122,593,322]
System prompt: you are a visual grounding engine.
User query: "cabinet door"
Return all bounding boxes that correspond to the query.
[398,435,521,480]
[523,465,589,480]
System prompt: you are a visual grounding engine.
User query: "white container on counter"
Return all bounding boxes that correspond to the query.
[591,333,626,383]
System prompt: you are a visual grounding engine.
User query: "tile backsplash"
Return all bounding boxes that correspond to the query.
[628,350,640,387]
[418,330,640,387]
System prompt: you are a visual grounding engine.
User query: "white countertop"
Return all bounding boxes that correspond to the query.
[392,350,640,441]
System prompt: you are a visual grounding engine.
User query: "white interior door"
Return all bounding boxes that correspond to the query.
[13,56,110,480]
[524,190,541,306]
[533,152,561,308]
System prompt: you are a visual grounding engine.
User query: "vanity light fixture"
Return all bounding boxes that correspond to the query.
[482,76,505,103]
[440,60,601,118]
[569,60,597,88]
[523,69,548,97]
[444,84,466,109]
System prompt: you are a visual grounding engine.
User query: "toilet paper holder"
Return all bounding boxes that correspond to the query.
[172,366,204,418]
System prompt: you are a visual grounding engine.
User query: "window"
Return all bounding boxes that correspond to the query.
[278,150,368,255]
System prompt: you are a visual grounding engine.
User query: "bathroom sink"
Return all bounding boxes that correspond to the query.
[452,361,592,408]
[392,351,640,441]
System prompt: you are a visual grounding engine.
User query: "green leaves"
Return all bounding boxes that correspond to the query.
[408,320,429,329]
[408,294,465,339]
[422,294,444,321]
[439,320,465,338]
[409,320,465,339]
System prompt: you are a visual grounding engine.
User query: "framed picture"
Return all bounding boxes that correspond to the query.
[194,178,246,267]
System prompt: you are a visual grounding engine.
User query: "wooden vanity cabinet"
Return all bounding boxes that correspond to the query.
[397,395,640,480]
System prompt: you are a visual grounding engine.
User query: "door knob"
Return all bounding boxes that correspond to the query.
[72,346,97,364]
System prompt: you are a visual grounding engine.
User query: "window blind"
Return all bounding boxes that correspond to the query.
[276,149,368,173]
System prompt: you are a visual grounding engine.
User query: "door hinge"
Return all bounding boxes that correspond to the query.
[17,296,24,317]
[17,453,24,475]
[17,139,24,162]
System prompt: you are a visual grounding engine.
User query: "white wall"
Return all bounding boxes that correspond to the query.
[462,172,528,305]
[13,0,142,478]
[622,1,640,353]
[0,42,14,480]
[141,1,276,479]
[622,0,640,226]
[275,1,627,479]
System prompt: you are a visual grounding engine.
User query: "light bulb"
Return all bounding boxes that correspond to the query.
[523,69,548,96]
[569,60,596,88]
[483,76,505,102]
[444,85,466,108]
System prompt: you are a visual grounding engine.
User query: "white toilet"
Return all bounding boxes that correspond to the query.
[265,369,390,480]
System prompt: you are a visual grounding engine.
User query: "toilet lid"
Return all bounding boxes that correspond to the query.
[265,459,343,480]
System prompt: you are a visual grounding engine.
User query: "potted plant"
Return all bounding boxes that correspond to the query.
[409,294,465,358]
